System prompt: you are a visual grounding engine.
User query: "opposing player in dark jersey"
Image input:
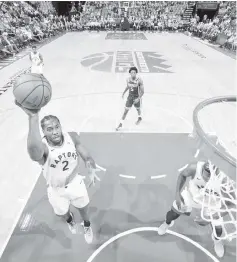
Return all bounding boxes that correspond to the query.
[116,67,144,131]
[16,102,101,244]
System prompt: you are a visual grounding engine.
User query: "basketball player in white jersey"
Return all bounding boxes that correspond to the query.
[16,103,101,244]
[157,161,235,258]
[29,46,44,75]
[116,67,144,131]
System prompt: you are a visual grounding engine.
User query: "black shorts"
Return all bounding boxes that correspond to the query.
[125,95,141,108]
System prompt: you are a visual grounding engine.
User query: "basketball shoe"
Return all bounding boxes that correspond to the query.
[135,117,142,125]
[81,221,93,244]
[66,213,78,234]
[212,234,224,258]
[157,221,174,235]
[116,123,122,131]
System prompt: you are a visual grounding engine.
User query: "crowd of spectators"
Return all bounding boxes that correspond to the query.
[80,1,236,52]
[80,1,187,31]
[127,1,186,31]
[188,2,236,51]
[1,1,236,60]
[0,1,67,59]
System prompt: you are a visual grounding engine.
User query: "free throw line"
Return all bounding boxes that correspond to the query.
[151,174,167,180]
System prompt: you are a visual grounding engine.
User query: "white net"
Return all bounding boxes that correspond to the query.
[193,162,237,241]
[192,97,237,241]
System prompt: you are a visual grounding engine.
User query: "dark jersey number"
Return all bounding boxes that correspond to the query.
[62,161,69,171]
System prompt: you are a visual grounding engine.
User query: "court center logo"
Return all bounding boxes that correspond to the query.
[81,51,172,73]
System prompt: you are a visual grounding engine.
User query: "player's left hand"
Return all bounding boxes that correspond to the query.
[86,160,101,187]
[15,100,40,116]
[134,98,140,104]
[87,167,101,187]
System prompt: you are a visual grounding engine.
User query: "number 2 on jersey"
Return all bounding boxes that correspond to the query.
[62,161,69,171]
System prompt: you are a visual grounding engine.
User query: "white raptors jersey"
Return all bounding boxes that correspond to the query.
[31,52,41,66]
[42,132,80,187]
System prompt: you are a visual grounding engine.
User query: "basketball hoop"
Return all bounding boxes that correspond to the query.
[191,96,237,241]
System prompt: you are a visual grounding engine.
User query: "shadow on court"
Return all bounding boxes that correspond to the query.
[1,133,235,262]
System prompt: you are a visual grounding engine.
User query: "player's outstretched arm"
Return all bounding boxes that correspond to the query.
[123,77,133,98]
[15,101,47,164]
[122,86,129,98]
[27,114,48,163]
[69,132,96,168]
[176,163,196,199]
[138,78,144,98]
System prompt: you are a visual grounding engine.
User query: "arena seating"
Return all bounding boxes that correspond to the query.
[0,1,236,61]
[80,1,187,31]
[0,1,66,59]
[189,2,236,51]
[80,0,236,52]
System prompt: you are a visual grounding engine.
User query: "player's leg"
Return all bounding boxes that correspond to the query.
[38,65,43,76]
[212,225,224,258]
[116,108,129,130]
[194,206,225,257]
[157,208,180,235]
[158,188,192,235]
[116,96,132,131]
[71,179,93,244]
[47,187,78,234]
[78,203,90,222]
[205,209,224,259]
[31,66,36,74]
[134,98,142,125]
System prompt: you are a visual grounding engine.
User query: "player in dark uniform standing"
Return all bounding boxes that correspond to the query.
[116,67,144,131]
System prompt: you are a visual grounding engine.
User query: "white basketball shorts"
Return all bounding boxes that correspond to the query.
[47,175,89,215]
[173,187,200,214]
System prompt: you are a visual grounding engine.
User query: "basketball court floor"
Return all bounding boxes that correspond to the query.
[0,31,236,262]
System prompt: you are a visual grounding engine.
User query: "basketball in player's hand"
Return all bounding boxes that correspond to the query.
[15,100,40,116]
[13,73,52,110]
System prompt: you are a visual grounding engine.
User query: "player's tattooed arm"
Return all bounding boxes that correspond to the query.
[15,101,48,164]
[138,78,144,98]
[122,78,132,98]
[28,114,49,164]
[176,163,196,198]
[69,132,96,169]
[122,86,129,98]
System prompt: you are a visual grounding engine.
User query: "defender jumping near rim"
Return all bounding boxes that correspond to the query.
[157,161,236,258]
